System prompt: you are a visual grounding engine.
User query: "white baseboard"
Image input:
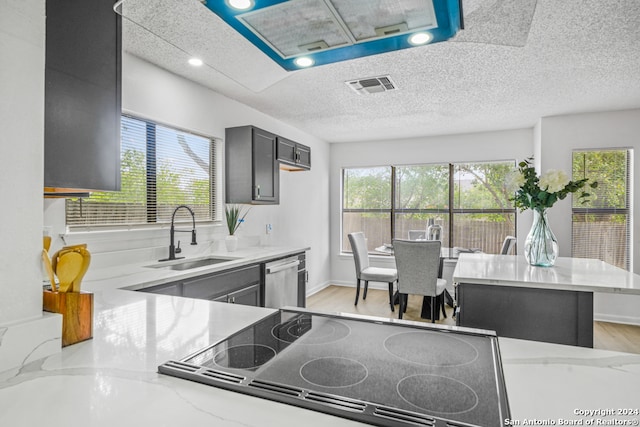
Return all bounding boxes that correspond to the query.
[330,281,392,291]
[308,281,393,294]
[305,280,332,297]
[594,313,640,326]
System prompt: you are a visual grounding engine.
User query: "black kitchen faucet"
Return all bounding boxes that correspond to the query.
[159,205,197,261]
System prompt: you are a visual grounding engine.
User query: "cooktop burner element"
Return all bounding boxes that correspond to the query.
[159,309,510,427]
[213,344,277,370]
[271,317,350,345]
[384,331,479,367]
[397,374,479,415]
[300,357,368,388]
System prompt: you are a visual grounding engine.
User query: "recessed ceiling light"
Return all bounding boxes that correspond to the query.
[227,0,253,10]
[408,32,433,46]
[294,57,314,68]
[188,58,203,66]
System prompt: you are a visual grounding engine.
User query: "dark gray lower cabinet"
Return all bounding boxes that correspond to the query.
[215,283,261,306]
[142,264,262,307]
[297,253,307,308]
[142,281,182,296]
[456,282,594,347]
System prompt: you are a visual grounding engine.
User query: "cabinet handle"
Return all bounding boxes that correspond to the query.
[230,296,235,304]
[255,185,261,199]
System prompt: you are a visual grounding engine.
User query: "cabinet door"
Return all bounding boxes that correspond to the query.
[227,283,261,307]
[182,264,261,300]
[276,137,297,165]
[297,270,306,308]
[297,253,307,307]
[142,282,182,296]
[212,294,229,303]
[252,129,279,203]
[44,0,121,192]
[296,144,311,169]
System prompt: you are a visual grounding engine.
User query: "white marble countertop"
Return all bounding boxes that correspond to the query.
[454,253,640,295]
[82,245,309,292]
[1,289,639,426]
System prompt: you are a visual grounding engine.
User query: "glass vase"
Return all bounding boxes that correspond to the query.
[524,208,558,267]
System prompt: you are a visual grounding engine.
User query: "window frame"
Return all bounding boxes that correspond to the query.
[341,160,517,254]
[571,148,632,271]
[65,114,221,230]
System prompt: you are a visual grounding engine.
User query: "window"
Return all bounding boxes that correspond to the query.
[572,149,632,270]
[451,162,516,253]
[342,167,392,253]
[66,115,217,227]
[342,161,516,253]
[395,164,449,246]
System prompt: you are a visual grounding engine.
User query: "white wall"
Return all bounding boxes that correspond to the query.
[0,0,63,372]
[540,109,640,324]
[0,0,46,325]
[329,128,534,288]
[43,54,332,291]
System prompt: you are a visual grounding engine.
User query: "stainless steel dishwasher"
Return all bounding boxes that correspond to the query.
[265,256,300,308]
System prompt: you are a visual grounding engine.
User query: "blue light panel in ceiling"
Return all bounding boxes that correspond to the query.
[204,0,463,71]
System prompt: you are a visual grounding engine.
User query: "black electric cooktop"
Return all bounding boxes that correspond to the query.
[159,309,510,427]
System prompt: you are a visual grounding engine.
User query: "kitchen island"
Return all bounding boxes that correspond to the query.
[454,254,640,347]
[1,289,639,426]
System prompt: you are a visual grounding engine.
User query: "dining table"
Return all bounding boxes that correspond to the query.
[373,244,476,319]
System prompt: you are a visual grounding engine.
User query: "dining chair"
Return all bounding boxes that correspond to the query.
[500,236,517,255]
[441,258,458,307]
[392,239,447,322]
[347,232,397,312]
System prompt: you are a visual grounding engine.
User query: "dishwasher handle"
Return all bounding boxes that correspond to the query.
[266,260,300,274]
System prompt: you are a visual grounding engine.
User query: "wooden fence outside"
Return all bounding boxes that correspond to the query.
[344,215,628,269]
[343,214,514,254]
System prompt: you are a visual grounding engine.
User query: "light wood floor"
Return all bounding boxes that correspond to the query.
[307,285,640,354]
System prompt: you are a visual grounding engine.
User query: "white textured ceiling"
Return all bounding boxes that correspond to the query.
[122,0,640,143]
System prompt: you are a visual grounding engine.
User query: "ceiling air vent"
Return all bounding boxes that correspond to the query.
[346,75,397,95]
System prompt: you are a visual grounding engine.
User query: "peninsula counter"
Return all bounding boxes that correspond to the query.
[453,254,640,347]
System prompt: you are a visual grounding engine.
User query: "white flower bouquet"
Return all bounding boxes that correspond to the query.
[507,158,596,211]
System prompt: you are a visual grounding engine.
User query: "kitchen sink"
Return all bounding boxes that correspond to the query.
[146,257,238,271]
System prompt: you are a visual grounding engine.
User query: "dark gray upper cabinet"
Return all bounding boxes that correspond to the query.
[226,126,279,204]
[277,136,311,171]
[44,0,122,194]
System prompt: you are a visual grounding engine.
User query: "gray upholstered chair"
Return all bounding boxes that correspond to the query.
[500,236,517,255]
[392,239,447,322]
[348,232,397,311]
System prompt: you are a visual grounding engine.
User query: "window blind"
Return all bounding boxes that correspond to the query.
[572,149,631,270]
[66,115,216,227]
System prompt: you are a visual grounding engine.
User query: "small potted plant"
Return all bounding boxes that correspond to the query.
[225,204,250,252]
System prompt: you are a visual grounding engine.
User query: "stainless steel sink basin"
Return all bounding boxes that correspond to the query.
[147,257,238,271]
